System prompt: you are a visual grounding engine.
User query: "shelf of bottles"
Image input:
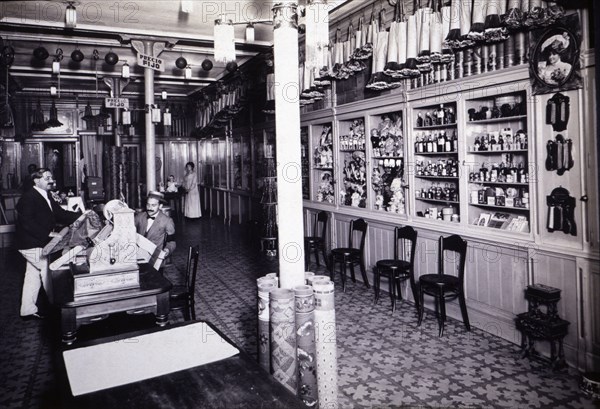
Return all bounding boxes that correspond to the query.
[312,123,335,204]
[301,126,310,200]
[339,118,367,208]
[465,91,530,233]
[369,111,405,214]
[231,133,252,192]
[412,102,460,222]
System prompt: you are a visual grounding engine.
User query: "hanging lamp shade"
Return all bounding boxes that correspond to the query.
[175,56,187,69]
[214,17,236,63]
[71,49,84,62]
[46,100,63,128]
[33,46,49,61]
[98,105,110,119]
[121,62,130,78]
[201,59,213,71]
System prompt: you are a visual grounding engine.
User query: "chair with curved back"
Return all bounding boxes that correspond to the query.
[418,234,470,337]
[374,226,418,313]
[170,245,200,321]
[304,211,329,270]
[329,218,370,292]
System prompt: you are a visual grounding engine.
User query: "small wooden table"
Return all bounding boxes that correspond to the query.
[58,321,307,409]
[50,266,172,344]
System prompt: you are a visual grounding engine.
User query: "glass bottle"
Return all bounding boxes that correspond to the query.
[438,132,446,152]
[417,112,424,127]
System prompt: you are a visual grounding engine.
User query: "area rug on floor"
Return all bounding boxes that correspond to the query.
[63,322,239,396]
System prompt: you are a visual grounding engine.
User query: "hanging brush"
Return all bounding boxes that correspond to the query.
[46,100,63,128]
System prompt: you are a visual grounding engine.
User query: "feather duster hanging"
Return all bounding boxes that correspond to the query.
[31,100,48,131]
[46,100,63,128]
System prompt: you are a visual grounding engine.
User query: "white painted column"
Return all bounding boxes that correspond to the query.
[143,41,156,191]
[272,2,305,289]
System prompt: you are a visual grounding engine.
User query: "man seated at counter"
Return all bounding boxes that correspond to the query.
[134,191,176,266]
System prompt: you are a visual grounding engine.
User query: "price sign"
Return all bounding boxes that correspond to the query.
[137,53,165,72]
[105,98,129,109]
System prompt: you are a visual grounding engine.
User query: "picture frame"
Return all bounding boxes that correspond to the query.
[529,14,582,95]
[32,109,76,136]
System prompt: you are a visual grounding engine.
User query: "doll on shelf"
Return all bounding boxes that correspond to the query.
[375,194,384,210]
[320,125,332,147]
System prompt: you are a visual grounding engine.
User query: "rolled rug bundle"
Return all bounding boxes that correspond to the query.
[313,280,338,409]
[270,288,297,393]
[484,0,508,43]
[401,13,420,78]
[305,271,315,285]
[367,10,397,91]
[257,281,276,372]
[294,285,318,407]
[444,0,462,49]
[544,1,565,26]
[429,9,444,64]
[384,3,408,78]
[440,2,454,64]
[458,0,474,49]
[352,15,374,60]
[417,6,433,72]
[467,0,486,42]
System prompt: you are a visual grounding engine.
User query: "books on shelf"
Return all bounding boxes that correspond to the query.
[474,212,529,232]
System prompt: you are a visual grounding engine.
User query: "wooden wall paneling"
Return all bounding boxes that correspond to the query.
[0,141,20,189]
[582,258,600,370]
[21,141,42,180]
[530,251,579,362]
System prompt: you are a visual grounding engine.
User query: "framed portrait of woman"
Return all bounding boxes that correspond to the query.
[529,14,582,95]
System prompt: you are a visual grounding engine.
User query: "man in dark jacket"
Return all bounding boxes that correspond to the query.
[16,168,81,319]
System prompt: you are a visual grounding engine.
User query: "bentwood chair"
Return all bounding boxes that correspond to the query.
[304,211,329,270]
[374,226,418,313]
[329,218,370,292]
[170,245,200,321]
[418,234,470,337]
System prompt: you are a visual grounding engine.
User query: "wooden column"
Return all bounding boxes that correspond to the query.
[272,2,305,289]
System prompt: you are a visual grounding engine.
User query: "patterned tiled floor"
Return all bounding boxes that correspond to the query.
[0,217,597,408]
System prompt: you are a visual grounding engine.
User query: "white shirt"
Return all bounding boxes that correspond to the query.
[146,214,157,232]
[33,186,53,210]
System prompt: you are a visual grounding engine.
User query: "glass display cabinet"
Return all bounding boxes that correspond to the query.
[411,101,460,223]
[311,122,335,205]
[337,117,367,208]
[464,90,530,232]
[368,110,405,214]
[301,126,310,200]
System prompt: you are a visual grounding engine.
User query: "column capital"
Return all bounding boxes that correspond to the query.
[272,2,298,30]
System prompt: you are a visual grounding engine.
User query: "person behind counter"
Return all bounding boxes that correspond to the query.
[134,191,176,265]
[182,162,201,219]
[15,168,82,320]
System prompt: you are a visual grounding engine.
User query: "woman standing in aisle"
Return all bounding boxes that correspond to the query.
[183,161,202,218]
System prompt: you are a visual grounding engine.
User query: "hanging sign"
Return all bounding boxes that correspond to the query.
[104,97,129,109]
[137,53,165,72]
